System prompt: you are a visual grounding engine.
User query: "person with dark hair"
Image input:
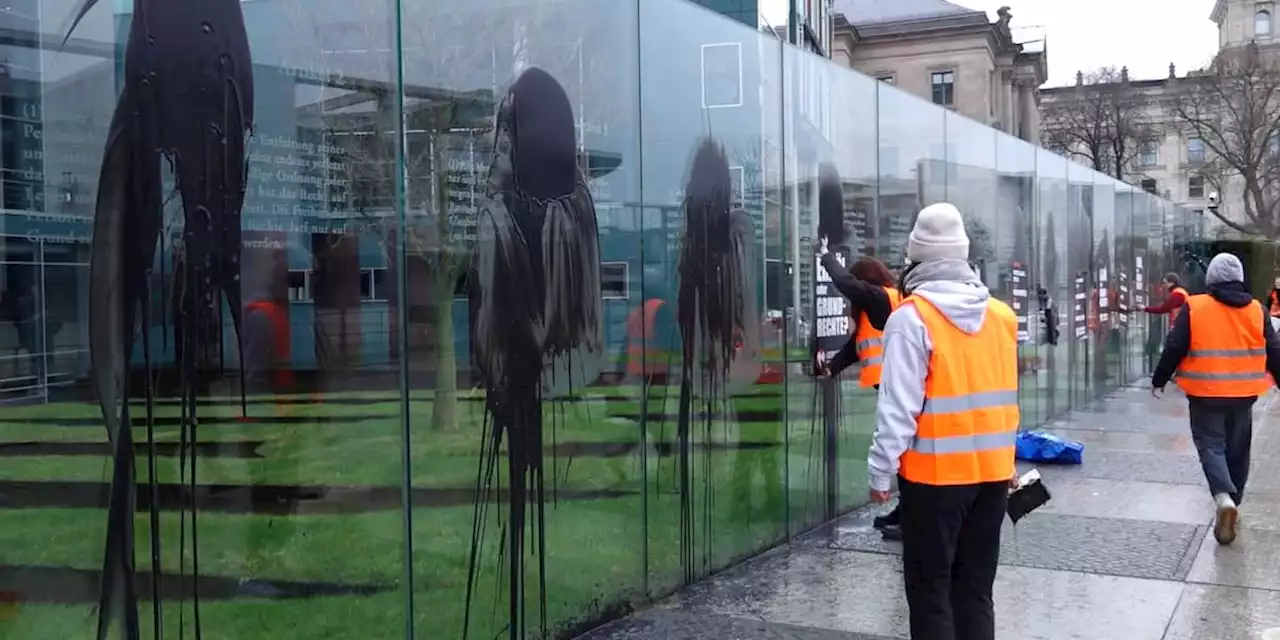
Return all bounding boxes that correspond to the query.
[1143,272,1189,327]
[813,245,904,538]
[1152,253,1280,545]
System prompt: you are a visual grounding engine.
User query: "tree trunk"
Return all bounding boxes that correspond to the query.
[429,133,458,431]
[431,285,458,431]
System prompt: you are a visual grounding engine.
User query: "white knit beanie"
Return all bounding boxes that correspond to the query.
[907,202,970,263]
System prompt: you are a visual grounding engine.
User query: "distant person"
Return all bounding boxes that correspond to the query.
[869,203,1018,640]
[1268,276,1280,318]
[1151,253,1280,545]
[1143,272,1189,327]
[812,247,904,539]
[1037,286,1059,346]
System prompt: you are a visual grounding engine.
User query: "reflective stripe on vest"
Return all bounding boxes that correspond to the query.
[855,286,903,388]
[899,295,1020,486]
[1176,294,1271,397]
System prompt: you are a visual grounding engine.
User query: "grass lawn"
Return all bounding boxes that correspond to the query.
[0,379,877,639]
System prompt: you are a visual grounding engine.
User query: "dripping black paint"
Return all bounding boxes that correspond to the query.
[674,138,760,582]
[464,67,604,639]
[64,0,255,636]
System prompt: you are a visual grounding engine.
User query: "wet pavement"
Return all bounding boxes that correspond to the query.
[580,385,1280,639]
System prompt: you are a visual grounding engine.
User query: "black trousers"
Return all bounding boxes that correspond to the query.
[900,477,1007,640]
[1188,398,1254,505]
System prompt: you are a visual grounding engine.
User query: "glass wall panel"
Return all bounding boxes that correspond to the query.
[996,134,1039,426]
[638,0,786,601]
[1091,176,1117,395]
[795,50,880,515]
[1066,162,1095,405]
[3,0,412,635]
[875,85,945,266]
[400,0,644,636]
[1036,150,1070,420]
[783,42,830,534]
[944,113,996,287]
[1113,182,1141,381]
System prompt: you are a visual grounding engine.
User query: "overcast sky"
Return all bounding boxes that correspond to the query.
[955,0,1220,87]
[759,0,1221,88]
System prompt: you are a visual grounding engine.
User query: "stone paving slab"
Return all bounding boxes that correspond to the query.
[1031,450,1205,486]
[1188,526,1280,591]
[579,609,893,640]
[661,547,1184,640]
[1162,585,1280,640]
[1033,475,1214,524]
[1045,413,1193,434]
[815,512,1205,582]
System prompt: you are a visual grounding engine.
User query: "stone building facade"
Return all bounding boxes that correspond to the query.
[1040,0,1278,236]
[830,0,1047,143]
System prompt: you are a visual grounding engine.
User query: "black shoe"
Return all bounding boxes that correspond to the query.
[880,525,903,541]
[873,507,901,530]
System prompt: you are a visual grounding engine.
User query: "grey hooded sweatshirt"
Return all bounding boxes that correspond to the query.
[868,259,1010,492]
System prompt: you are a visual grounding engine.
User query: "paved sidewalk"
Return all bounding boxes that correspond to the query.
[582,385,1280,639]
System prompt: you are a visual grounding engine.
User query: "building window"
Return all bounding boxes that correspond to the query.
[1139,140,1159,167]
[1189,176,1205,199]
[1140,178,1158,194]
[1188,137,1206,165]
[601,262,629,300]
[930,71,955,107]
[1258,9,1272,36]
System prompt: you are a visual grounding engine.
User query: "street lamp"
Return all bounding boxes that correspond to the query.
[1207,190,1220,214]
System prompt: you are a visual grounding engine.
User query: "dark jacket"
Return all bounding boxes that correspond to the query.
[1152,281,1280,404]
[819,253,893,376]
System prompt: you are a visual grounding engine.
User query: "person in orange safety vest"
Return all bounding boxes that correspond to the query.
[812,250,904,539]
[1144,272,1189,328]
[1152,253,1280,546]
[869,203,1018,640]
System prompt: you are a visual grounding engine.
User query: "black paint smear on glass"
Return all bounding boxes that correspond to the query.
[673,138,761,583]
[463,67,603,639]
[65,0,254,636]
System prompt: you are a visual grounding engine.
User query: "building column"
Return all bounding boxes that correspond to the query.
[1019,82,1039,143]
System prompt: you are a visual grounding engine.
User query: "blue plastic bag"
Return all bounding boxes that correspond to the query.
[1015,430,1084,465]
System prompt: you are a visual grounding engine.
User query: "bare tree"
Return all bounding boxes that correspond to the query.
[1175,43,1280,238]
[329,87,492,430]
[1042,67,1152,180]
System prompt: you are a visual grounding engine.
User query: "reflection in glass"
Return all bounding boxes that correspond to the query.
[0,0,1198,637]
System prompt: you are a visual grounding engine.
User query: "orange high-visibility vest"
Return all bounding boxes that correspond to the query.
[898,295,1020,486]
[1176,294,1271,398]
[626,299,669,378]
[854,286,903,388]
